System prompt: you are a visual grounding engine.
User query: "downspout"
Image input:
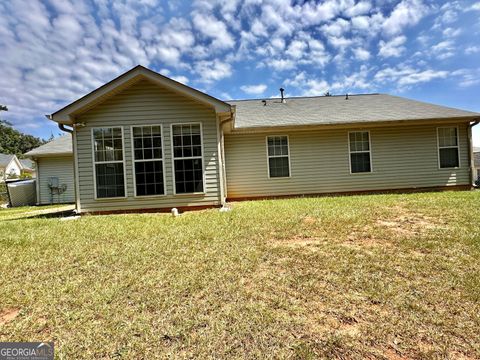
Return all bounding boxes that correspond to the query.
[219,109,235,203]
[468,120,480,187]
[53,118,79,212]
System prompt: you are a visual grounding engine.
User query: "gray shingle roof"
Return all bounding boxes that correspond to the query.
[0,153,15,168]
[19,159,34,170]
[25,135,72,157]
[227,94,480,129]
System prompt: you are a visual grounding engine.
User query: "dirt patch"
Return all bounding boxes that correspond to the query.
[375,212,448,237]
[302,216,317,225]
[0,308,20,325]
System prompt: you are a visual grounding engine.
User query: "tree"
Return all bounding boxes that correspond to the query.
[0,105,47,156]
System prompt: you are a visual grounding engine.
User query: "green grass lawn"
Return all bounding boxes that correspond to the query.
[1,191,479,359]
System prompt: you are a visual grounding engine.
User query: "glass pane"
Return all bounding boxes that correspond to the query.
[439,148,459,168]
[350,132,369,152]
[267,136,288,158]
[172,125,202,159]
[135,160,164,196]
[174,159,203,193]
[350,152,371,173]
[438,127,457,147]
[269,157,289,178]
[95,163,125,198]
[133,127,143,137]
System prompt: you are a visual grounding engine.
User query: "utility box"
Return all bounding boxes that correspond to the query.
[7,179,37,207]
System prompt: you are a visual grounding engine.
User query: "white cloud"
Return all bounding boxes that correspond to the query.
[344,1,372,18]
[466,46,480,54]
[378,36,407,58]
[240,84,267,95]
[192,12,235,49]
[382,0,429,36]
[353,47,371,61]
[431,40,455,60]
[320,18,350,37]
[171,75,189,84]
[194,59,232,82]
[374,66,448,87]
[470,2,480,10]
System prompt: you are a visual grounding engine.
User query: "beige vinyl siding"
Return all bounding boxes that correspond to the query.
[75,79,221,212]
[37,156,75,204]
[225,122,471,198]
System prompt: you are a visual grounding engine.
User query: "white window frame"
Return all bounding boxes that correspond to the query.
[91,126,127,200]
[266,135,291,179]
[170,122,206,195]
[437,126,460,169]
[348,130,373,174]
[130,125,166,198]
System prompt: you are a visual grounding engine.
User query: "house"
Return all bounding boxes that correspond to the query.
[19,159,36,177]
[43,65,480,214]
[24,136,74,204]
[0,153,23,181]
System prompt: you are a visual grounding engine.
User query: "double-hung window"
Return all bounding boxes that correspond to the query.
[267,135,290,178]
[349,131,371,173]
[92,127,126,198]
[132,125,165,196]
[437,127,459,168]
[172,124,204,194]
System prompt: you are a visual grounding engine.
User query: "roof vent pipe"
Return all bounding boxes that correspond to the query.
[345,93,349,100]
[280,88,286,103]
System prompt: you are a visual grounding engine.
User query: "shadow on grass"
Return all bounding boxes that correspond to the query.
[6,209,76,221]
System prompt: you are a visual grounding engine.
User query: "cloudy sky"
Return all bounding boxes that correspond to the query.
[1,0,480,144]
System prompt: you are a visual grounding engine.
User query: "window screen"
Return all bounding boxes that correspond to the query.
[438,127,459,168]
[349,131,371,173]
[93,127,125,198]
[172,124,204,193]
[132,125,165,196]
[267,136,290,178]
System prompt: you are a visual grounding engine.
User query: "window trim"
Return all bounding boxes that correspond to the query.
[348,130,373,174]
[266,135,291,179]
[130,125,167,198]
[170,122,206,196]
[91,126,128,200]
[437,126,461,169]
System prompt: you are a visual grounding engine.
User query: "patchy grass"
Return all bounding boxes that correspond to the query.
[0,191,479,359]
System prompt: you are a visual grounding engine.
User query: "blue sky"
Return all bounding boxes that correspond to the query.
[1,0,480,144]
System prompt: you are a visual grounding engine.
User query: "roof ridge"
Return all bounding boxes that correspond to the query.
[226,93,382,102]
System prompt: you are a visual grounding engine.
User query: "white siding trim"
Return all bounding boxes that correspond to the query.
[265,135,292,179]
[130,124,167,198]
[436,126,461,169]
[73,131,81,212]
[91,126,128,200]
[170,122,206,196]
[348,130,373,174]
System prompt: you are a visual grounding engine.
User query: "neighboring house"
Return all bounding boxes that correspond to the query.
[0,153,23,181]
[44,65,480,214]
[24,136,74,204]
[474,147,480,184]
[19,159,36,177]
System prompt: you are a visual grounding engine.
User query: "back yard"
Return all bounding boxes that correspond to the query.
[0,191,479,359]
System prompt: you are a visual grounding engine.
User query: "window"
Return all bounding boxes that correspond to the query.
[132,125,165,196]
[437,127,459,168]
[349,131,371,173]
[267,136,290,178]
[92,127,125,198]
[172,124,204,194]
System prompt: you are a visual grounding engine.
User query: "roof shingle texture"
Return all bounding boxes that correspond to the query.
[227,94,480,129]
[0,153,15,168]
[25,135,72,156]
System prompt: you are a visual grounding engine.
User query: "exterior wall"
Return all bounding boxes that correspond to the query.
[37,156,75,204]
[225,122,471,199]
[75,79,222,213]
[5,159,21,178]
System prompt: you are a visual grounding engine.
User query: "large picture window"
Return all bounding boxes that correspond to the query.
[132,125,165,196]
[172,124,204,194]
[267,136,290,178]
[92,127,125,198]
[349,131,372,173]
[437,127,459,168]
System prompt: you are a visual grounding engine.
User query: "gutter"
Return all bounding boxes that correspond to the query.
[468,120,480,187]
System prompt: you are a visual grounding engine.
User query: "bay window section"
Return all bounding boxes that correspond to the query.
[267,136,290,178]
[93,127,125,198]
[132,125,165,196]
[172,124,204,194]
[437,127,459,168]
[349,131,371,173]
